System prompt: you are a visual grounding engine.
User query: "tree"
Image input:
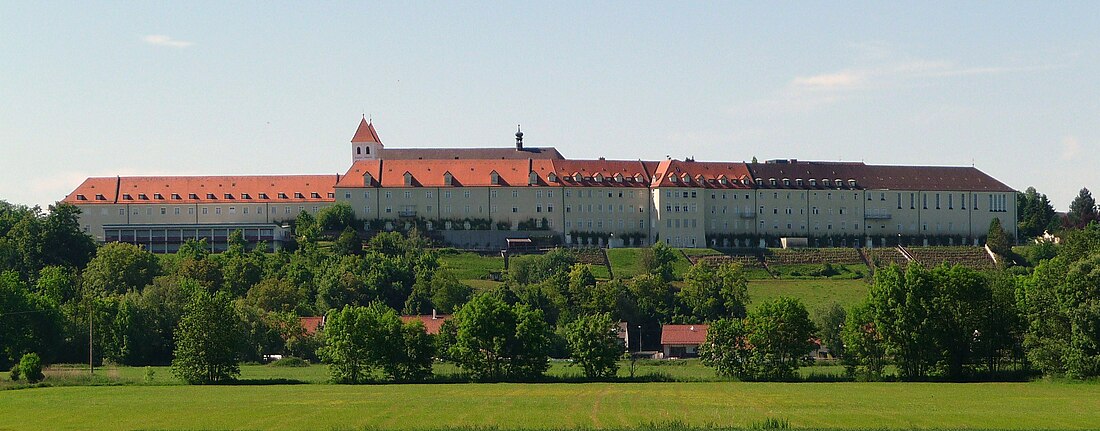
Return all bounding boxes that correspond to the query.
[430,271,472,314]
[316,203,358,232]
[448,293,552,380]
[814,302,846,360]
[245,278,306,314]
[17,352,44,383]
[333,227,363,256]
[700,297,816,381]
[699,318,750,378]
[171,290,244,384]
[641,242,677,282]
[83,242,160,295]
[986,217,1012,257]
[0,271,63,367]
[564,313,623,379]
[742,297,817,380]
[320,302,434,383]
[678,262,749,321]
[1019,227,1100,378]
[1017,187,1058,238]
[1067,188,1098,229]
[840,302,886,381]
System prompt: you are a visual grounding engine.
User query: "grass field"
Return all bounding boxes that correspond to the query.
[438,250,504,281]
[3,380,1098,430]
[747,279,869,314]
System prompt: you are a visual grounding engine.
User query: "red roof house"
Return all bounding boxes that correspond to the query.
[660,324,709,358]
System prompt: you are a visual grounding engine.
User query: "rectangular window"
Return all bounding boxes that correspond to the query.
[202,208,208,215]
[174,208,180,215]
[426,191,433,199]
[160,207,166,215]
[404,191,412,199]
[214,208,221,215]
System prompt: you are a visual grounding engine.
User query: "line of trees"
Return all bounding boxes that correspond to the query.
[4,192,1100,384]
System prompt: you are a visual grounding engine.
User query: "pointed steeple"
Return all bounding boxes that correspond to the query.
[351,116,382,143]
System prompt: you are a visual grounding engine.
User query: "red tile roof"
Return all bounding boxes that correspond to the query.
[400,314,451,335]
[351,118,382,143]
[746,160,1014,192]
[300,316,324,336]
[384,147,564,160]
[660,324,709,345]
[541,159,652,188]
[64,175,339,205]
[650,160,753,188]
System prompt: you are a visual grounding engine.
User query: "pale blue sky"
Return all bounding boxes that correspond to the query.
[2,2,1096,210]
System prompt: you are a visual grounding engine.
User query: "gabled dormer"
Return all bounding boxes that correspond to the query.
[444,171,454,186]
[547,172,558,183]
[490,170,500,185]
[528,171,538,185]
[363,172,374,187]
[403,171,414,187]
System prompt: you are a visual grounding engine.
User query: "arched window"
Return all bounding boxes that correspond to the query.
[356,147,362,155]
[365,147,370,154]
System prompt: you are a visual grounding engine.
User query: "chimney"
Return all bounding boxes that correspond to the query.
[515,125,524,150]
[432,309,438,320]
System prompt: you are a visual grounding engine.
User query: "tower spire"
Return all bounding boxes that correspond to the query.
[515,124,524,151]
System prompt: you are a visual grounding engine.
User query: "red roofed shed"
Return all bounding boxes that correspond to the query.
[660,324,709,358]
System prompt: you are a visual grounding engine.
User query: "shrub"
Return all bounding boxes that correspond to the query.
[9,365,20,381]
[18,352,44,383]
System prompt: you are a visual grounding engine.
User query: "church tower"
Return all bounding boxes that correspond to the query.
[351,116,383,162]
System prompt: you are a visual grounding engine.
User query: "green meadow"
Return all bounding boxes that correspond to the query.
[2,381,1098,431]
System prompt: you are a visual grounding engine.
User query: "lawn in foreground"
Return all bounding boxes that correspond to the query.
[3,381,1098,430]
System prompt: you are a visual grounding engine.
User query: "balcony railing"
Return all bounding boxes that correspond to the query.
[864,213,892,220]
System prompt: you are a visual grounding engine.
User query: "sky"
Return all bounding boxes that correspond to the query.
[1,2,1097,210]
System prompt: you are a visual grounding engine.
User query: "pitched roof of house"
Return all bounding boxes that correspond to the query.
[650,160,753,189]
[539,159,652,188]
[64,175,339,204]
[300,316,325,336]
[660,324,709,345]
[746,160,1014,192]
[383,147,565,160]
[351,118,382,143]
[400,314,451,335]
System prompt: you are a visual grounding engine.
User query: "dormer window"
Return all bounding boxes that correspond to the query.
[573,173,583,182]
[327,192,335,199]
[206,193,216,199]
[95,194,106,201]
[490,171,500,185]
[189,193,199,200]
[363,173,373,186]
[719,178,728,185]
[294,192,304,199]
[278,192,288,199]
[172,193,181,200]
[138,194,148,200]
[755,178,763,186]
[547,172,558,183]
[835,179,844,188]
[822,179,830,187]
[769,178,777,186]
[634,173,644,182]
[241,193,252,199]
[809,179,817,187]
[224,193,234,199]
[76,194,87,201]
[403,172,414,186]
[444,172,454,186]
[154,193,164,200]
[529,171,539,185]
[122,194,133,200]
[670,175,679,183]
[311,192,321,199]
[782,179,790,187]
[259,193,269,199]
[594,173,604,182]
[796,179,804,187]
[848,179,857,188]
[615,173,624,183]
